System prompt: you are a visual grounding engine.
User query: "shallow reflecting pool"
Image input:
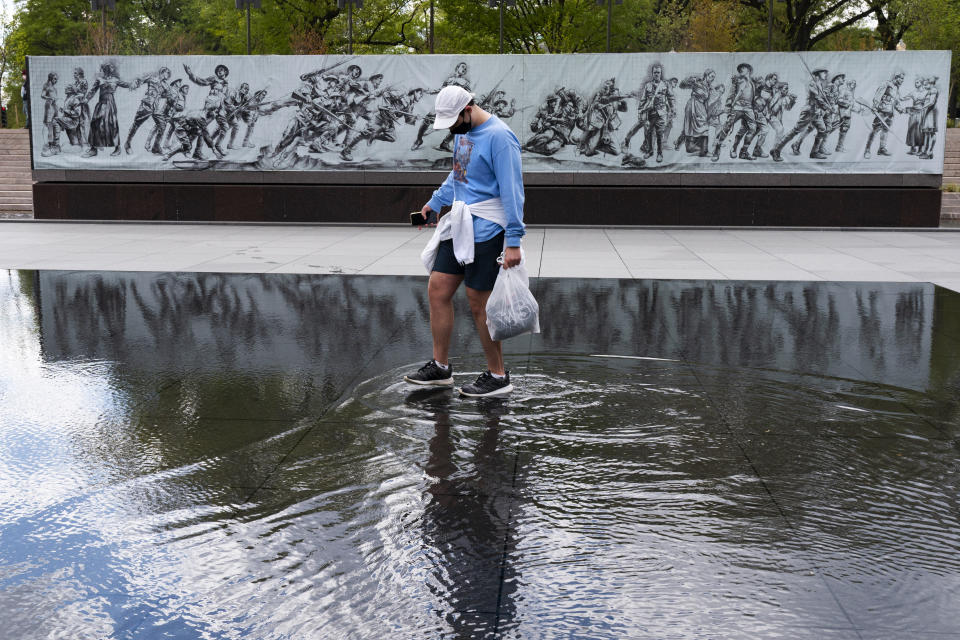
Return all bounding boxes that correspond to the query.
[1,270,959,639]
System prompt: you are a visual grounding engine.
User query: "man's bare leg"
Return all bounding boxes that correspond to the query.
[465,286,504,375]
[428,272,463,365]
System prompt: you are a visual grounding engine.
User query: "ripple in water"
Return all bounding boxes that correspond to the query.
[2,354,959,638]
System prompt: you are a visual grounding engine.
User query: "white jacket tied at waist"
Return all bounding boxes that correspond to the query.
[421,197,509,274]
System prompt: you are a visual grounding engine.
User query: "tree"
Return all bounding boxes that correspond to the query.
[738,0,883,50]
[0,3,12,110]
[643,0,688,51]
[685,0,744,51]
[903,0,960,116]
[434,0,654,54]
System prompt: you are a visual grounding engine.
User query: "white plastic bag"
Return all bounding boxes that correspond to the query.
[485,258,540,341]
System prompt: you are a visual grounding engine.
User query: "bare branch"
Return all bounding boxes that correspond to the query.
[808,5,877,44]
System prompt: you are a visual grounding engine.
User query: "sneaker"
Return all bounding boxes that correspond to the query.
[404,360,454,386]
[459,371,513,397]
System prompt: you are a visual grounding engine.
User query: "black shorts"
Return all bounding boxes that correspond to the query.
[432,232,504,292]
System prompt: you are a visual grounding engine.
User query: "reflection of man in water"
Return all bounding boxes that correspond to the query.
[407,389,518,633]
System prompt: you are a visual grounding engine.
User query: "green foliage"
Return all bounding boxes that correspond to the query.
[903,0,959,115]
[0,0,956,119]
[812,26,880,51]
[429,0,659,54]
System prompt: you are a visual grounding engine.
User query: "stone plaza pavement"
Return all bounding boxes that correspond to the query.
[2,221,960,293]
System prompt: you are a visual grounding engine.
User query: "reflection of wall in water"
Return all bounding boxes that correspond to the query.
[536,280,934,391]
[37,271,429,372]
[36,272,936,391]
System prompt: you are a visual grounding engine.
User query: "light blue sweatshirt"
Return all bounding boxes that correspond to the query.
[426,115,526,248]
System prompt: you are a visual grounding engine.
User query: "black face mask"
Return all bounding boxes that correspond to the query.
[449,111,471,135]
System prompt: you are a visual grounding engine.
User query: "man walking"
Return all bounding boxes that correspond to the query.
[404,85,526,398]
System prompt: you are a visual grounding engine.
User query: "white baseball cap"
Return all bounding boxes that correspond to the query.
[433,85,475,129]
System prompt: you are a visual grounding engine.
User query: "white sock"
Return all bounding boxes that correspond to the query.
[433,360,449,370]
[490,371,506,380]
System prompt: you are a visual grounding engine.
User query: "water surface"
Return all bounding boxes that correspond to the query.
[1,270,959,639]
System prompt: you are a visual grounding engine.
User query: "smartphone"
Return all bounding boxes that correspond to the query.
[410,210,438,226]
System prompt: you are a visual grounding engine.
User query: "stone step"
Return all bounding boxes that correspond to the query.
[0,203,33,211]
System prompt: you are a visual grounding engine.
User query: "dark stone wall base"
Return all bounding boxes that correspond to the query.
[33,182,942,227]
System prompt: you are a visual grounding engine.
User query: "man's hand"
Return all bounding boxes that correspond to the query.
[502,246,522,269]
[418,203,437,230]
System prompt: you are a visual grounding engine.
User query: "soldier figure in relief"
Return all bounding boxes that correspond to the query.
[577,78,627,157]
[184,63,230,157]
[711,62,758,162]
[623,63,674,163]
[124,66,172,155]
[770,67,830,162]
[864,70,905,159]
[833,78,861,153]
[411,62,471,151]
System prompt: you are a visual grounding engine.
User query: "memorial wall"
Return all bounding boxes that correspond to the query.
[26,51,951,225]
[27,51,951,173]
